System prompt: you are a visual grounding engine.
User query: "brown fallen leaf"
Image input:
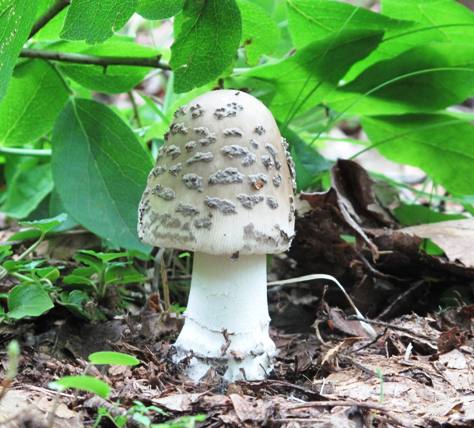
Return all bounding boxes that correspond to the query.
[401,219,474,267]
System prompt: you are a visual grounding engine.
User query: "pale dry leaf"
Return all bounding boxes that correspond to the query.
[152,393,201,412]
[439,349,468,369]
[401,219,474,267]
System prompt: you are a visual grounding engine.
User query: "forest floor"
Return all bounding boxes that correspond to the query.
[0,160,473,428]
[0,305,472,427]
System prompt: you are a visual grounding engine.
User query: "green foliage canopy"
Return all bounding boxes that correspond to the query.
[0,0,472,252]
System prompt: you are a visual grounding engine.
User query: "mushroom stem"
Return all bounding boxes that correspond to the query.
[174,252,276,382]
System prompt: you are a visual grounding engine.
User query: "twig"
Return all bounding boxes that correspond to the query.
[289,400,411,428]
[128,91,143,128]
[348,316,434,342]
[20,49,171,70]
[352,328,388,353]
[29,0,70,38]
[268,274,377,338]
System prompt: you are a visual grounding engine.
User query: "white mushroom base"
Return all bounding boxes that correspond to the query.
[173,252,276,382]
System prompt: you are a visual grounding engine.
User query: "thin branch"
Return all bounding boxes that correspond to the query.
[128,91,143,128]
[289,400,411,428]
[20,49,171,70]
[29,0,70,38]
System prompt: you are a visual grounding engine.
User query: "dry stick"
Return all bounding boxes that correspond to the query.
[267,274,377,338]
[29,0,70,38]
[349,316,435,342]
[289,400,411,428]
[20,49,171,70]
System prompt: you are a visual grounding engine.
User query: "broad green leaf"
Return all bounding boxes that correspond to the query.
[79,250,129,263]
[19,213,68,234]
[0,0,37,100]
[327,43,474,115]
[394,203,466,226]
[137,0,184,19]
[362,114,474,195]
[88,351,140,366]
[282,127,332,190]
[170,0,242,93]
[51,99,152,251]
[0,60,70,146]
[383,0,474,43]
[237,0,280,65]
[105,264,145,285]
[285,0,430,80]
[52,39,161,93]
[59,290,92,318]
[1,157,53,219]
[33,0,67,40]
[51,375,111,398]
[49,190,79,231]
[286,0,408,48]
[61,0,136,44]
[242,29,383,121]
[7,283,54,319]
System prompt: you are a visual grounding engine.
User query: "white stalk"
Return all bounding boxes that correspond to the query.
[174,252,276,382]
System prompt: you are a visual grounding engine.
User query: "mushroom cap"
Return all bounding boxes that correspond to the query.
[138,89,296,255]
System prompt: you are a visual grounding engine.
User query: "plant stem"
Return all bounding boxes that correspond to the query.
[20,49,171,70]
[128,91,143,128]
[29,0,70,38]
[17,233,46,261]
[0,147,51,157]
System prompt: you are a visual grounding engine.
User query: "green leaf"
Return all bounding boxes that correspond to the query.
[137,0,184,19]
[53,39,160,93]
[282,127,332,190]
[285,0,435,80]
[79,250,129,263]
[0,60,70,146]
[0,0,37,100]
[394,203,466,226]
[327,43,474,115]
[59,290,92,318]
[61,0,137,44]
[49,190,79,231]
[1,157,54,219]
[286,0,408,48]
[242,29,384,121]
[237,0,279,65]
[19,213,68,234]
[105,264,145,285]
[88,351,140,366]
[382,0,474,43]
[170,0,242,93]
[33,0,67,41]
[51,375,111,398]
[362,114,474,195]
[7,283,54,319]
[51,99,152,251]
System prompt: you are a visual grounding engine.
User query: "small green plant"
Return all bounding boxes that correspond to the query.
[51,375,111,398]
[375,367,385,403]
[50,351,140,399]
[0,340,20,402]
[0,231,148,322]
[50,351,204,428]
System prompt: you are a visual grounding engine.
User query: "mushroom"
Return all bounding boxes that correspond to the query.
[138,90,296,382]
